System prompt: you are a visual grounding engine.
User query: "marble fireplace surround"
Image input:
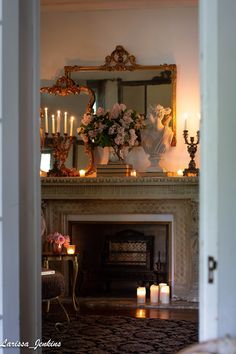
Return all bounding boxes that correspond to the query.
[41,176,199,302]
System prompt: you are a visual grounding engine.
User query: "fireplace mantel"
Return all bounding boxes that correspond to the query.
[41,176,199,302]
[41,176,199,200]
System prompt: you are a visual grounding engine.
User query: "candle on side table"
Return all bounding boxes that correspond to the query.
[67,245,76,255]
[160,285,170,304]
[150,284,159,304]
[137,287,146,304]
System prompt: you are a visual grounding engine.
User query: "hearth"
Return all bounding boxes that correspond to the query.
[69,221,170,296]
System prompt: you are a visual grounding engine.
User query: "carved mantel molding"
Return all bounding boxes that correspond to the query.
[41,176,199,200]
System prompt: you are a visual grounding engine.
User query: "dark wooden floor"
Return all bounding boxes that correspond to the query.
[44,297,198,323]
[79,304,198,322]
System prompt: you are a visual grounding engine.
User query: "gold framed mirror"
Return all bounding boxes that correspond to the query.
[65,45,177,146]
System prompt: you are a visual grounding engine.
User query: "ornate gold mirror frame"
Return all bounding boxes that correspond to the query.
[64,45,177,146]
[40,76,95,176]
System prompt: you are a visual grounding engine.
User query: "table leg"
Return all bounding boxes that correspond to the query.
[72,256,80,312]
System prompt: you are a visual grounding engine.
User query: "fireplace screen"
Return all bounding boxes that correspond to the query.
[103,230,154,270]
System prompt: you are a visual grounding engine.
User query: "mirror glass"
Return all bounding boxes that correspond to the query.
[71,69,174,118]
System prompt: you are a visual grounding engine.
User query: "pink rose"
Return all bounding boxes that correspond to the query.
[96,107,105,116]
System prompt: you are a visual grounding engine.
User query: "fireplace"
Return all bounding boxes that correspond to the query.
[68,220,171,296]
[41,176,199,302]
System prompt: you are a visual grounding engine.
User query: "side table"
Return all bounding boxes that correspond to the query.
[42,252,79,312]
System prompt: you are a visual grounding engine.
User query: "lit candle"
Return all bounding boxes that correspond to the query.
[137,286,146,304]
[184,113,188,130]
[160,285,170,304]
[150,284,159,304]
[159,283,167,298]
[130,169,137,177]
[177,169,183,176]
[64,111,68,134]
[56,110,61,133]
[69,116,74,136]
[79,169,86,177]
[51,114,55,134]
[67,245,76,255]
[44,107,48,133]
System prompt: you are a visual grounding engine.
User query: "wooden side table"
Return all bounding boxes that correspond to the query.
[42,252,79,312]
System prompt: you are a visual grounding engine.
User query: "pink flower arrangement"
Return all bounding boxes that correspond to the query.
[46,232,70,249]
[77,103,146,154]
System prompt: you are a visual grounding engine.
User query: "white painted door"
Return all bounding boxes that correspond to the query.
[200,0,236,340]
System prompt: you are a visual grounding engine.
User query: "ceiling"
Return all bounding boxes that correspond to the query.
[41,0,198,12]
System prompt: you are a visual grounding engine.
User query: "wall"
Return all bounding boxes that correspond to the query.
[41,5,200,172]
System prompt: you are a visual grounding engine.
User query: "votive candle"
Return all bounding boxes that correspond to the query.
[130,169,137,177]
[177,169,183,176]
[137,286,146,304]
[67,245,76,255]
[79,169,86,177]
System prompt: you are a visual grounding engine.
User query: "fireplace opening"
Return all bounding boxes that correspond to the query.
[69,221,171,297]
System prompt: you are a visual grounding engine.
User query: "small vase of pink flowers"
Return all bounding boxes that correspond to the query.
[46,232,70,254]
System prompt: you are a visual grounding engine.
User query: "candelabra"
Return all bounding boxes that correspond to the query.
[45,133,80,177]
[183,129,200,176]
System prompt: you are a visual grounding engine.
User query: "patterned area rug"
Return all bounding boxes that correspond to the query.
[42,315,198,353]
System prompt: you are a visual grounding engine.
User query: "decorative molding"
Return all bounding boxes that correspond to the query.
[41,176,199,200]
[41,0,198,13]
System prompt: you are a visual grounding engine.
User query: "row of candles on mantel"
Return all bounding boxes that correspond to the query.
[44,107,75,136]
[137,283,170,305]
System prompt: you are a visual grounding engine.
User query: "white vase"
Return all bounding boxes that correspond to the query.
[93,146,110,165]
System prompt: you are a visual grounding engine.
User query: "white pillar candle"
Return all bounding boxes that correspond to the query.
[56,110,61,133]
[160,285,170,304]
[69,116,74,136]
[79,169,86,177]
[150,284,159,304]
[137,287,146,304]
[159,283,167,300]
[64,111,68,134]
[44,107,48,133]
[51,114,55,134]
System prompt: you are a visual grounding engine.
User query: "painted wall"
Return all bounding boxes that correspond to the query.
[41,5,200,172]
